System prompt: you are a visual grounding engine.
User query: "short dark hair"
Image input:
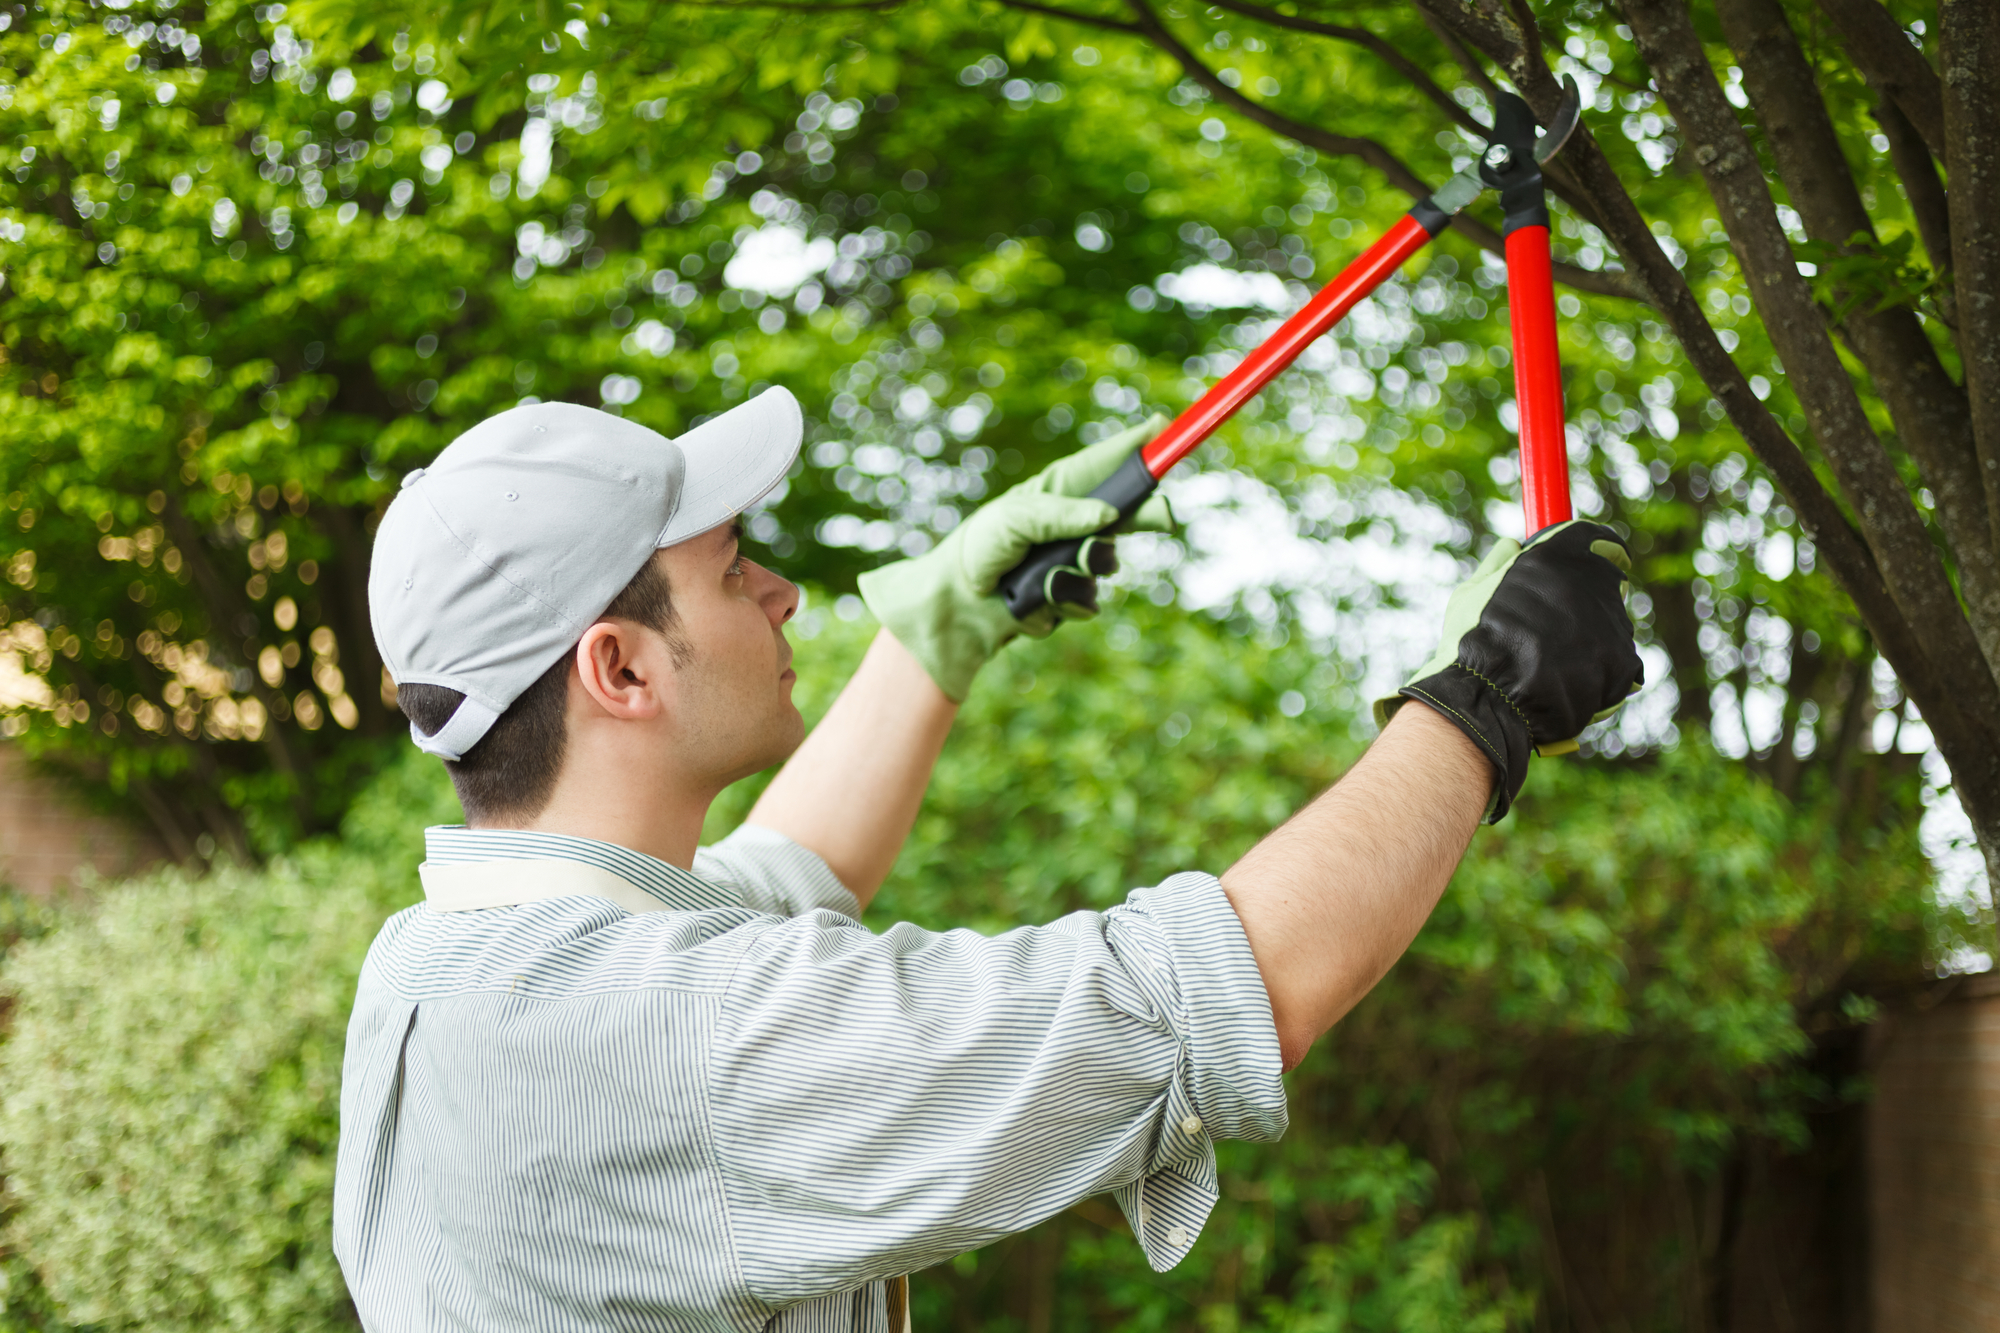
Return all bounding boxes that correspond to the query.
[399,555,681,823]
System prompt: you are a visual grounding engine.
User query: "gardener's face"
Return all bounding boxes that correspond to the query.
[654,519,803,786]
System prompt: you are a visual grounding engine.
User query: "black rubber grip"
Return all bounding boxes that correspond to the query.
[1410,196,1451,237]
[996,449,1158,620]
[1498,176,1550,237]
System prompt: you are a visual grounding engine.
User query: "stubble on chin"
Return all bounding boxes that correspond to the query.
[770,699,806,766]
[737,688,804,781]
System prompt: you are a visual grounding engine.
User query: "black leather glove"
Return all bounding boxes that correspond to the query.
[1376,520,1644,822]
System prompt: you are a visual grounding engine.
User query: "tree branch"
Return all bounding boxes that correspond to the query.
[1941,0,2000,562]
[996,0,1643,298]
[1873,95,1952,291]
[1619,0,2000,754]
[1716,0,2000,678]
[315,502,393,737]
[1814,0,1945,159]
[1503,0,1545,72]
[1404,0,1641,209]
[1125,0,1432,195]
[1417,7,1502,105]
[668,0,904,10]
[1410,0,1532,87]
[994,0,1139,34]
[1203,0,1487,139]
[1204,0,1615,240]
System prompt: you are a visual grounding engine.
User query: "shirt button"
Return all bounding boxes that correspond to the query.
[1164,1225,1190,1247]
[1180,1115,1203,1136]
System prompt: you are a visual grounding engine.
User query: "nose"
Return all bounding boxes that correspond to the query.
[751,561,800,625]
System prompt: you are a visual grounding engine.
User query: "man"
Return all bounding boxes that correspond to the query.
[335,386,1639,1331]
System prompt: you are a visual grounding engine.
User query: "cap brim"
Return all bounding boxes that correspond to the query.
[659,387,803,546]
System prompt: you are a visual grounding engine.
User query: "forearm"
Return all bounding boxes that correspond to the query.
[1220,704,1490,1068]
[748,629,958,908]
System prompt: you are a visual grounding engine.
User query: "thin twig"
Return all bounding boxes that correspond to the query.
[995,0,1140,33]
[1204,0,1486,137]
[1125,0,1435,195]
[667,0,904,10]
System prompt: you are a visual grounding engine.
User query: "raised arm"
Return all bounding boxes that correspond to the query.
[1226,521,1644,1068]
[751,422,1168,907]
[1222,705,1486,1066]
[747,630,956,907]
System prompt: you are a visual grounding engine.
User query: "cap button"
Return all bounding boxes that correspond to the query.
[401,468,426,489]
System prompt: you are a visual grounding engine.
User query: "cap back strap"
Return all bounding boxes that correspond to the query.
[409,697,502,762]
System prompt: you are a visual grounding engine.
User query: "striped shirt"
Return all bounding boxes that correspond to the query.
[334,822,1287,1331]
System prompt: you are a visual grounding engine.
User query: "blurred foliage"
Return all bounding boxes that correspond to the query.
[0,0,1949,886]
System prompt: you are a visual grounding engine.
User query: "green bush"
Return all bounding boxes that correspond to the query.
[0,763,454,1332]
[0,853,403,1331]
[0,890,66,1333]
[0,596,1933,1330]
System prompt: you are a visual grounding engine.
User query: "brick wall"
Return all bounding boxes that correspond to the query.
[0,744,164,897]
[1868,971,2000,1333]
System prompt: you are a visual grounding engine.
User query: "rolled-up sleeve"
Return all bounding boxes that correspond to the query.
[706,870,1285,1308]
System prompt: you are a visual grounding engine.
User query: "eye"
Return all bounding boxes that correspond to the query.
[727,555,746,576]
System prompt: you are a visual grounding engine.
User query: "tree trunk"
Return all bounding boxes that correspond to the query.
[315,503,394,736]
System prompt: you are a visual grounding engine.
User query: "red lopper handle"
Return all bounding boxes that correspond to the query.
[995,210,1444,619]
[1139,212,1439,479]
[1504,224,1572,532]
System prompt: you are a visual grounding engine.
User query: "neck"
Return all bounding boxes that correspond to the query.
[490,744,718,871]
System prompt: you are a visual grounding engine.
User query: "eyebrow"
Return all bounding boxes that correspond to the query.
[717,516,744,555]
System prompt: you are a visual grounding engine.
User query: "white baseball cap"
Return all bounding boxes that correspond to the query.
[369,388,802,761]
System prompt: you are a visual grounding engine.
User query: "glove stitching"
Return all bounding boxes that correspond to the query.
[1402,686,1506,772]
[1449,663,1538,748]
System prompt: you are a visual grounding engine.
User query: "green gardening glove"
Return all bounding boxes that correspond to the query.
[1373,520,1644,823]
[859,418,1173,701]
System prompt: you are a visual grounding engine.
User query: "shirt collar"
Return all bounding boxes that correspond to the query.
[420,825,742,914]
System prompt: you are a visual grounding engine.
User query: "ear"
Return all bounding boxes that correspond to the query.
[573,620,672,722]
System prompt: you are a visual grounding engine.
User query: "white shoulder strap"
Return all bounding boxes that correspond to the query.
[419,859,676,915]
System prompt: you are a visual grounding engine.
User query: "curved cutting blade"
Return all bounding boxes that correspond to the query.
[1533,74,1583,164]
